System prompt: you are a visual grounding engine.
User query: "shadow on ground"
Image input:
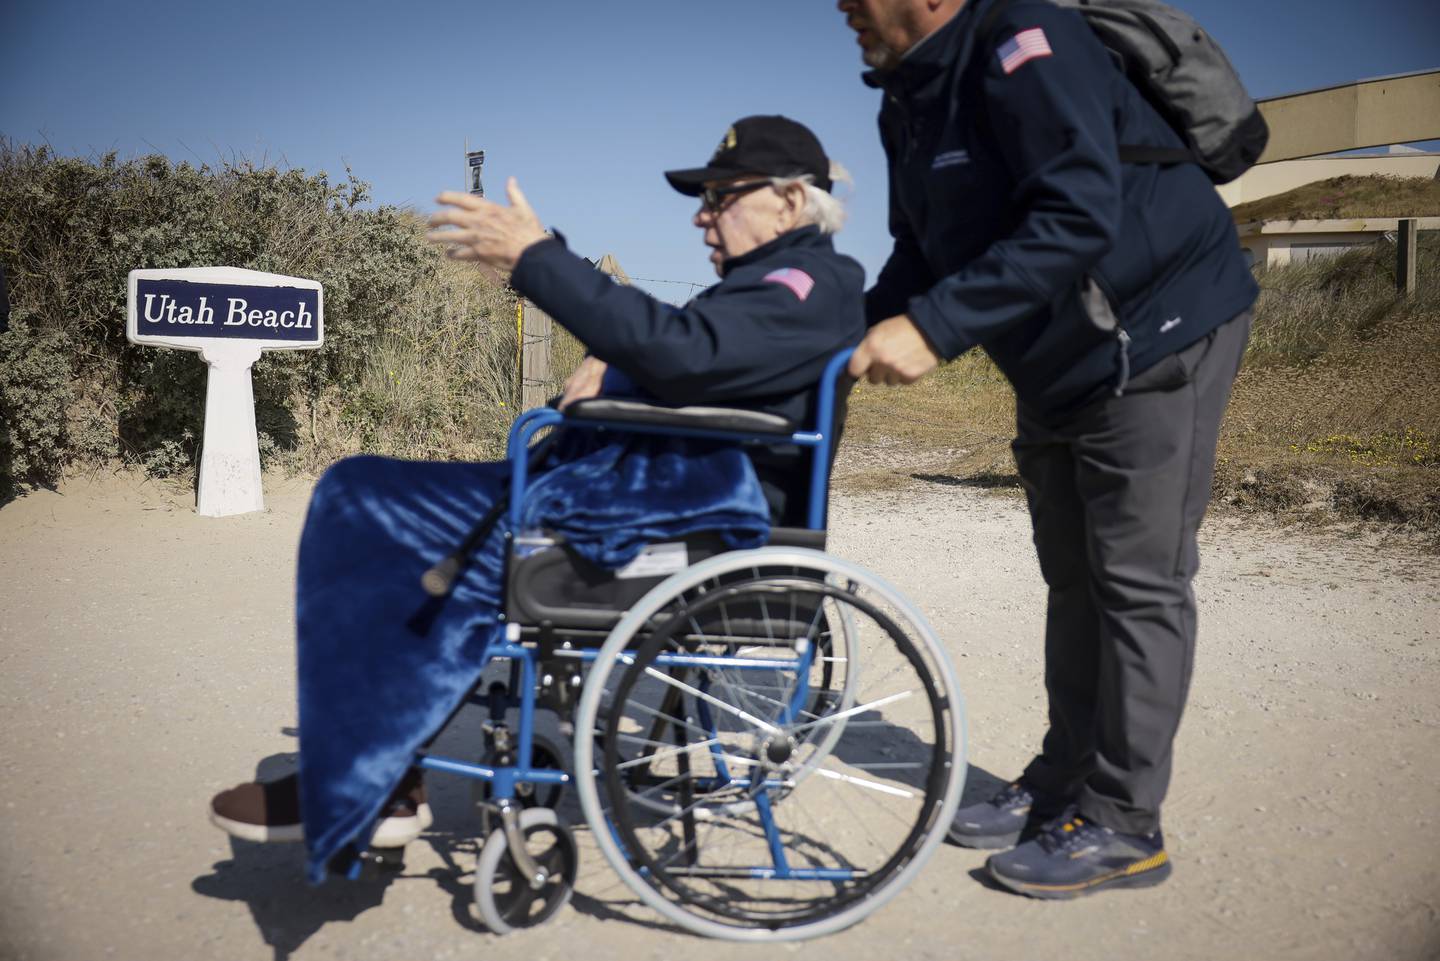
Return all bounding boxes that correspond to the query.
[191,721,1003,955]
[191,753,403,961]
[911,472,1023,491]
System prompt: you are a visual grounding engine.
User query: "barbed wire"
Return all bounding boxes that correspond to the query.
[627,275,709,304]
[628,276,709,287]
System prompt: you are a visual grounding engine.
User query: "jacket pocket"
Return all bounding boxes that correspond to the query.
[1078,274,1133,396]
[1079,274,1121,332]
[1124,330,1210,393]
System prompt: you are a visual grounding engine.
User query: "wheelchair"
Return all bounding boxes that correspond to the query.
[400,349,967,942]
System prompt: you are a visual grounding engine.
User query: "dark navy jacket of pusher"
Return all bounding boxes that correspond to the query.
[865,0,1258,413]
[511,225,867,522]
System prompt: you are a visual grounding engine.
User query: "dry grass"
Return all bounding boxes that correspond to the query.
[840,237,1440,543]
[275,253,617,472]
[545,324,588,397]
[276,255,522,471]
[838,351,1018,492]
[1231,174,1440,224]
[1216,312,1440,533]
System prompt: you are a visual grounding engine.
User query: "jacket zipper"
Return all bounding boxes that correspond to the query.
[1114,328,1132,396]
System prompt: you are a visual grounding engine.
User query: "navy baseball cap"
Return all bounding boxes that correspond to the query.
[665,115,834,195]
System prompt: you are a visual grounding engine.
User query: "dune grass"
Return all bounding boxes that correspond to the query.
[1230,174,1440,224]
[840,235,1440,540]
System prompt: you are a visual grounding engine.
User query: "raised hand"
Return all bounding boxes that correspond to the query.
[426,177,548,272]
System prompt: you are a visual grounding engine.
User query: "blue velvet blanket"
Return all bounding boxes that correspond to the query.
[294,432,769,881]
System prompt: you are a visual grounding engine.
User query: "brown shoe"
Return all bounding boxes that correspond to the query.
[209,773,303,843]
[209,769,433,846]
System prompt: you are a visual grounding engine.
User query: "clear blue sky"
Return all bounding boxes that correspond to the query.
[3,0,1437,303]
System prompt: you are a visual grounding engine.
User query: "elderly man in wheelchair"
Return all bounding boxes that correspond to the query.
[208,116,966,941]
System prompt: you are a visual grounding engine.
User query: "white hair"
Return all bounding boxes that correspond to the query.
[769,162,852,235]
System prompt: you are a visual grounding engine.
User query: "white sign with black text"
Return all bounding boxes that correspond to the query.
[127,267,324,517]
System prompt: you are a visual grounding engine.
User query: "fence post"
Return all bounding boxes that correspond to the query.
[519,299,553,411]
[1397,218,1418,297]
[514,297,524,409]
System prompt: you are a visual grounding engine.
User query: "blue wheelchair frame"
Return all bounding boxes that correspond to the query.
[389,349,856,883]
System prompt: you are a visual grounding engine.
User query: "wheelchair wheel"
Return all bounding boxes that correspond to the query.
[573,548,966,941]
[473,808,577,934]
[615,585,857,821]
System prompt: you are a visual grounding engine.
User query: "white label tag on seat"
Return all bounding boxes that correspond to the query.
[615,542,688,580]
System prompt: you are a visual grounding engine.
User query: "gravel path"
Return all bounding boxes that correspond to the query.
[2,475,1437,961]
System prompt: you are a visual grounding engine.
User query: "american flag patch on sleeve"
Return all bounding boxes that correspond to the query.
[762,267,816,301]
[997,27,1052,75]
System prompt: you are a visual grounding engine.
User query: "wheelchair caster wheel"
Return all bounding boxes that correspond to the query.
[474,808,577,934]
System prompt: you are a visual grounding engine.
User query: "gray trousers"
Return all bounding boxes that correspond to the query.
[1016,311,1252,835]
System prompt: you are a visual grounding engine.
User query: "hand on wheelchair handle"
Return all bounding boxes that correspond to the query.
[849,314,941,386]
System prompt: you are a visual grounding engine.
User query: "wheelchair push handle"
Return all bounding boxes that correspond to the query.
[555,347,854,439]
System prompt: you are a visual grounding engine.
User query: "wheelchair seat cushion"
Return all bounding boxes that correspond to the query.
[505,526,827,633]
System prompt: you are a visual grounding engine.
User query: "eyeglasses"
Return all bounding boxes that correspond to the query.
[700,180,770,212]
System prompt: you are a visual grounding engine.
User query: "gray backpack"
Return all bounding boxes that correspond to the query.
[980,0,1269,184]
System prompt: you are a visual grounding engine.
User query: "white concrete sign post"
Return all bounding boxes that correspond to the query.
[126,267,324,517]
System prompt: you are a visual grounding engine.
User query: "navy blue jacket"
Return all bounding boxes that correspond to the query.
[865,0,1257,413]
[511,226,866,522]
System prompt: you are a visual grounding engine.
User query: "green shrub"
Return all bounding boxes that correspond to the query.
[0,324,72,491]
[0,143,520,490]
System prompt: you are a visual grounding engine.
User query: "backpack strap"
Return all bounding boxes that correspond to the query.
[1117,145,1192,166]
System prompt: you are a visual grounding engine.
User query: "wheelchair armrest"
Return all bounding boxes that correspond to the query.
[564,398,796,436]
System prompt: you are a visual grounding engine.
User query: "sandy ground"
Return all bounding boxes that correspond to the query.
[1,472,1438,961]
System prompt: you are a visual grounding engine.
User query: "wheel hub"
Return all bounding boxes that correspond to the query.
[761,734,796,766]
